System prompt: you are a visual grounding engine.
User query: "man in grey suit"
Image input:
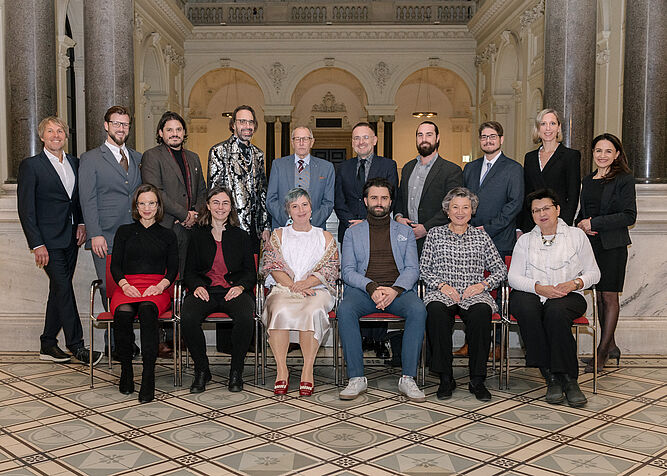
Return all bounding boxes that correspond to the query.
[266,126,335,230]
[141,111,206,274]
[79,105,142,349]
[463,121,524,258]
[395,121,463,255]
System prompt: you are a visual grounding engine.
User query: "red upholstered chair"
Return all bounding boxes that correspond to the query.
[176,254,262,385]
[88,255,179,388]
[500,256,599,393]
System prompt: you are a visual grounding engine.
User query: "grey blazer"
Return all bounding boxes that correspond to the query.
[78,143,142,248]
[266,154,335,230]
[141,144,206,229]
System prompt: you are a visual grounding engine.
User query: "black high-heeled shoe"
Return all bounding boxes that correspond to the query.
[584,353,608,373]
[607,347,621,367]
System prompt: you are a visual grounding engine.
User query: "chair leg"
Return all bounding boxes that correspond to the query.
[498,322,504,390]
[254,317,260,386]
[107,323,113,370]
[172,321,178,387]
[89,318,94,388]
[333,319,339,386]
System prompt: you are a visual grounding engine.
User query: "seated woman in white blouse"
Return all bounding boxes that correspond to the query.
[420,187,506,402]
[262,188,339,397]
[509,188,600,408]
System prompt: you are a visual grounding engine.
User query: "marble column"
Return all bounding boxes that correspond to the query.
[543,0,596,175]
[4,1,56,181]
[83,0,135,149]
[383,116,394,159]
[280,117,290,158]
[622,1,667,184]
[265,117,276,177]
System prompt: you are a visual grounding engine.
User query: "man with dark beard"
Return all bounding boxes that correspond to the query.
[394,121,463,255]
[337,178,427,402]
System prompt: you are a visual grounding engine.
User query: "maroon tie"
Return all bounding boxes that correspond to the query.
[297,159,304,173]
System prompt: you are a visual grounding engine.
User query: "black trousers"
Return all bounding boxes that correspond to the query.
[114,302,159,366]
[182,287,255,373]
[509,290,586,379]
[41,232,83,352]
[426,302,492,380]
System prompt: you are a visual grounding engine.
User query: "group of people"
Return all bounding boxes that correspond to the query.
[17,104,636,408]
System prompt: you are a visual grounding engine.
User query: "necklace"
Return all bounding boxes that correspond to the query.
[541,232,556,246]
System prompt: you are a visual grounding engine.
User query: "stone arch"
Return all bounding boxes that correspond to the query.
[393,67,473,170]
[137,41,168,151]
[186,68,266,173]
[493,35,522,158]
[281,60,376,105]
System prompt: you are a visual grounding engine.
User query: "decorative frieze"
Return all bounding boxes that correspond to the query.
[164,44,185,68]
[266,62,287,93]
[190,29,472,41]
[372,61,391,91]
[520,0,545,33]
[312,92,346,113]
[474,43,497,67]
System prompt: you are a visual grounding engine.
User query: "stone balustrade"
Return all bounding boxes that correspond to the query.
[186,1,475,25]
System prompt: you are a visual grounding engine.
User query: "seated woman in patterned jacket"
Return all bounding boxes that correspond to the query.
[419,187,507,402]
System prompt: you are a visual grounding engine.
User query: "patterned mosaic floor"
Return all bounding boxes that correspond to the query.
[0,351,666,475]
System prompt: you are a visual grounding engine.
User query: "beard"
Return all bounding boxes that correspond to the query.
[368,204,390,218]
[417,140,439,157]
[108,130,127,146]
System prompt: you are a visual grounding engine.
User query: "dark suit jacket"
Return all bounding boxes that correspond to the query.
[394,155,463,251]
[576,172,636,249]
[183,224,257,292]
[266,154,335,230]
[520,144,581,231]
[141,144,206,228]
[334,155,398,242]
[463,153,524,255]
[79,143,142,248]
[17,152,83,250]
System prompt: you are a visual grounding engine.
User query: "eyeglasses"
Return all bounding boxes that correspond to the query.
[292,137,313,143]
[137,201,158,208]
[352,135,372,142]
[531,205,554,215]
[480,134,499,141]
[108,120,131,129]
[235,119,255,126]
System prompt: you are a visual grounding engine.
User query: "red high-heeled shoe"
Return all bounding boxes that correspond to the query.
[299,381,314,396]
[274,380,288,395]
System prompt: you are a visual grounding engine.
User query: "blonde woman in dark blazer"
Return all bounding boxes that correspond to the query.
[576,133,636,373]
[520,109,581,232]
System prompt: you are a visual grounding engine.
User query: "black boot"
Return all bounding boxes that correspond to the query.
[545,373,565,404]
[190,368,212,394]
[119,362,134,395]
[561,374,587,407]
[436,373,456,400]
[138,366,155,403]
[228,368,244,392]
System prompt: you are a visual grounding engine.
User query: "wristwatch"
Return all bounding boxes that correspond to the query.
[574,278,583,290]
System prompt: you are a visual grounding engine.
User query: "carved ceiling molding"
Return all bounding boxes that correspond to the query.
[468,0,512,36]
[520,0,545,33]
[191,29,472,41]
[474,43,497,67]
[164,44,186,68]
[147,0,192,38]
[266,62,287,93]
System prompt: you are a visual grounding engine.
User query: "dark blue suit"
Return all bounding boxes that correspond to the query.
[463,154,524,256]
[266,154,335,230]
[17,152,85,351]
[334,155,398,242]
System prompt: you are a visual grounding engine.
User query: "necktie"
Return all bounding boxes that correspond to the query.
[357,158,366,188]
[480,161,492,185]
[297,159,304,173]
[119,149,129,172]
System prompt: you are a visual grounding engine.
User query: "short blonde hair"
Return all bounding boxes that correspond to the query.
[531,108,562,144]
[38,116,69,139]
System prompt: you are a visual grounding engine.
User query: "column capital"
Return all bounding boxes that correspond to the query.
[264,115,276,123]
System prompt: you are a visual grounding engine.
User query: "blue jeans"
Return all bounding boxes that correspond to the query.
[337,287,426,378]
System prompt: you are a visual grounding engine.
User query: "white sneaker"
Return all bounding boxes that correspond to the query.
[398,376,426,402]
[339,377,367,400]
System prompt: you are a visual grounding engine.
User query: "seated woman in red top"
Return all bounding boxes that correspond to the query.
[181,186,256,394]
[111,183,178,403]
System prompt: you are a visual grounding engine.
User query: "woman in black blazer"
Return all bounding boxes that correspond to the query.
[576,133,636,372]
[181,186,256,394]
[520,109,581,232]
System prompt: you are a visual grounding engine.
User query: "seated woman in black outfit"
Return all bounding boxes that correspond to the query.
[181,186,256,394]
[576,133,636,372]
[111,183,178,403]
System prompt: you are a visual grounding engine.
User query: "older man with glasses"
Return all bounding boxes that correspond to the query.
[266,126,335,231]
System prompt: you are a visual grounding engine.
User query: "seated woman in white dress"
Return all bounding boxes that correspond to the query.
[262,188,339,396]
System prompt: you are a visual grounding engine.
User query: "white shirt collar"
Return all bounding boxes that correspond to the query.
[483,151,502,167]
[104,140,129,162]
[44,147,65,163]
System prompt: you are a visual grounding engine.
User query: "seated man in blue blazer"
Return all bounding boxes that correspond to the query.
[463,121,524,258]
[337,178,427,402]
[266,126,335,230]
